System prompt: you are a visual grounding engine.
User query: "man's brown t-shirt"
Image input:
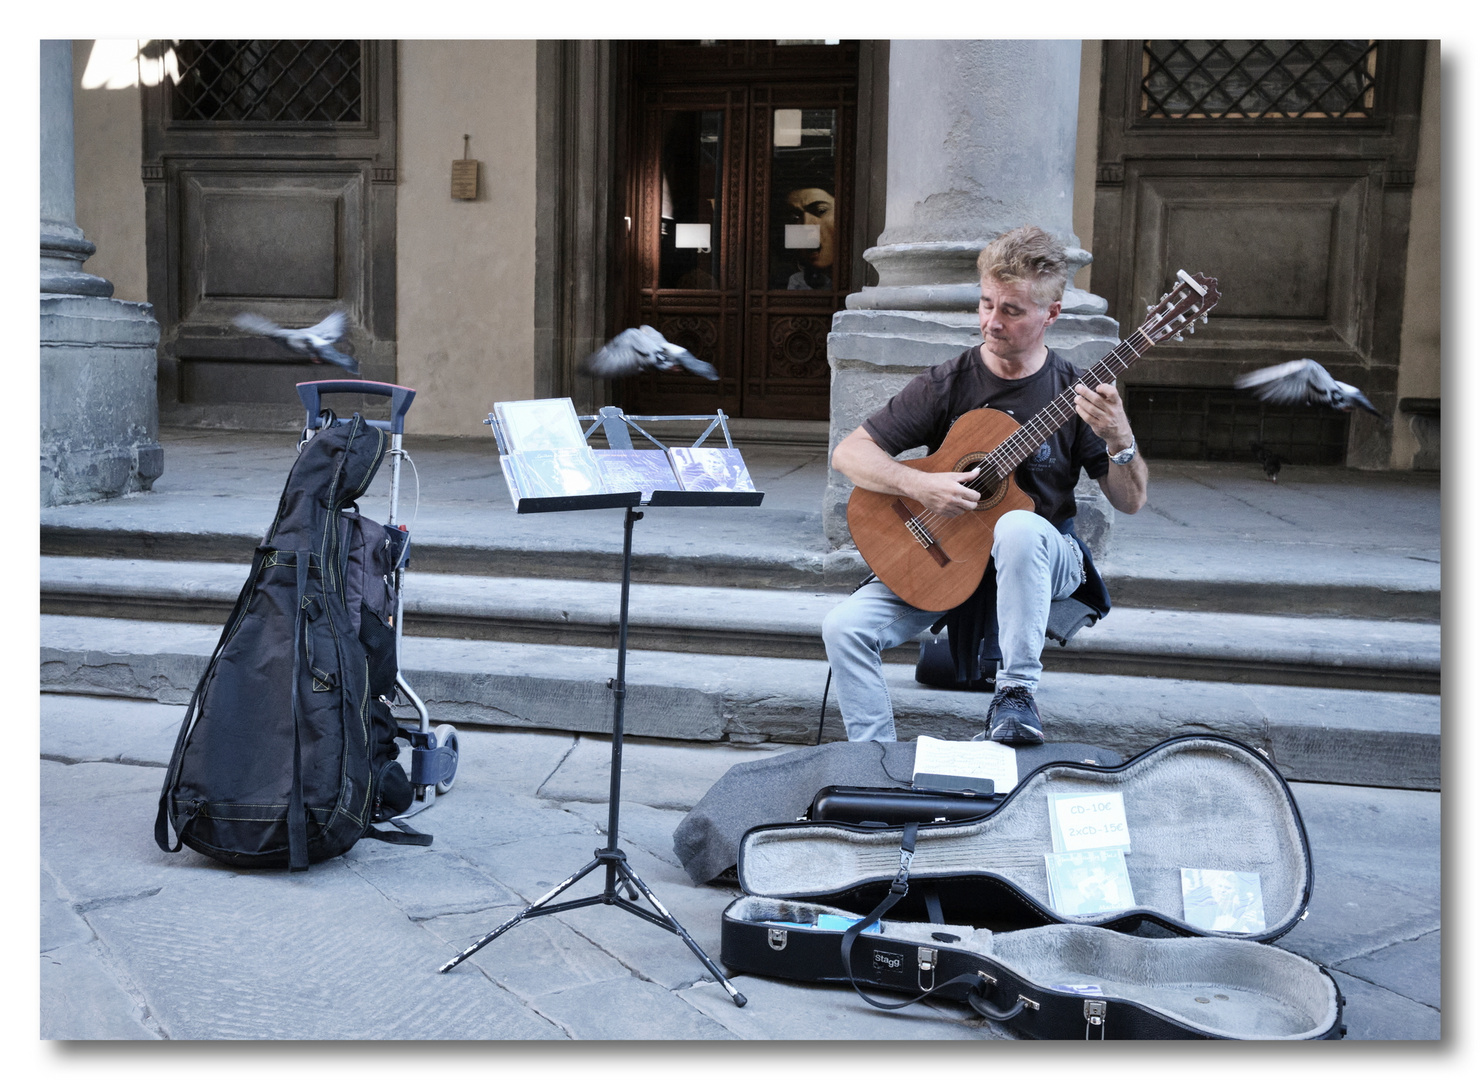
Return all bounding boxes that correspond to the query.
[861,346,1110,527]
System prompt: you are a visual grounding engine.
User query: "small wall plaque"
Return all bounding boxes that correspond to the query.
[452,135,479,200]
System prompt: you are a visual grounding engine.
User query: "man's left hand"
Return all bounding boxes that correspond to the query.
[1073,381,1134,456]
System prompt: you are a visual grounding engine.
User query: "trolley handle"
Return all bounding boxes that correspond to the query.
[297,380,417,435]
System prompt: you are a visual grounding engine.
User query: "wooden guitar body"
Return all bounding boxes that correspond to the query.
[846,408,1034,612]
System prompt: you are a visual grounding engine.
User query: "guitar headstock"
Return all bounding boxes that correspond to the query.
[1141,271,1222,345]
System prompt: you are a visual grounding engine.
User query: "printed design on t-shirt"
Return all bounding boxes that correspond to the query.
[1025,441,1055,470]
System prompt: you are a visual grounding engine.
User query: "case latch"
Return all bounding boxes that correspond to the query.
[767,928,788,951]
[918,947,937,992]
[1084,999,1107,1039]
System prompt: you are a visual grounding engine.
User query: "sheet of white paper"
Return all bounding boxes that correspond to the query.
[1049,791,1131,853]
[911,736,1019,794]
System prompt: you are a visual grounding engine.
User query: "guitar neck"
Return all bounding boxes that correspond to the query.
[985,328,1154,477]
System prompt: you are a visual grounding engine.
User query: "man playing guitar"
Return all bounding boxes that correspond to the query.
[824,225,1149,745]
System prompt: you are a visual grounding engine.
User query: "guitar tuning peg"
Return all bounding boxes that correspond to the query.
[1201,313,1209,324]
[1173,333,1184,342]
[1186,321,1196,335]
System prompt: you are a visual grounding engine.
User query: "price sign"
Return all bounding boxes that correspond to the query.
[1048,792,1131,853]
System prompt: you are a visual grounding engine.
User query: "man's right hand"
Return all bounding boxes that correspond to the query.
[906,467,983,518]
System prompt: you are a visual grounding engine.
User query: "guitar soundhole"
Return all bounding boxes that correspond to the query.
[955,452,1009,511]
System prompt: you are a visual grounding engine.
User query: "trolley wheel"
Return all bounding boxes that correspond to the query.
[433,724,459,794]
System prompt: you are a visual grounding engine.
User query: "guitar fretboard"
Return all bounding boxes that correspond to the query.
[980,329,1152,481]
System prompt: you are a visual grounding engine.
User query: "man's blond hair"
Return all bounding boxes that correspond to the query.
[977,225,1070,308]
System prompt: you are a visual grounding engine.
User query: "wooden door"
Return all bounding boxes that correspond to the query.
[619,42,857,420]
[1092,40,1427,468]
[142,40,397,428]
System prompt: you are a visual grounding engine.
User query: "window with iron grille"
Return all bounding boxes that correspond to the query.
[1126,386,1350,465]
[170,41,363,124]
[1141,41,1378,120]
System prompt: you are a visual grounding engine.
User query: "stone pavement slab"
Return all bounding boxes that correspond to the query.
[1277,783,1442,965]
[1338,930,1442,1011]
[39,694,1442,1041]
[1327,971,1441,1041]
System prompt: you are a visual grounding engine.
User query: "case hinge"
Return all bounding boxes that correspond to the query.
[1084,999,1107,1039]
[767,928,788,951]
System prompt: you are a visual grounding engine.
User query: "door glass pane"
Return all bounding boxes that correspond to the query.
[769,107,837,291]
[658,110,724,289]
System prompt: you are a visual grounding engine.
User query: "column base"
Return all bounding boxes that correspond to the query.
[41,294,164,507]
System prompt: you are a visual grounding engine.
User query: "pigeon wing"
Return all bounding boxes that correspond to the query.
[580,328,658,378]
[1235,358,1335,406]
[233,312,290,339]
[311,344,361,376]
[670,347,719,380]
[303,310,346,344]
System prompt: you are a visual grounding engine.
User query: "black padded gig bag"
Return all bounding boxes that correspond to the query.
[154,416,428,870]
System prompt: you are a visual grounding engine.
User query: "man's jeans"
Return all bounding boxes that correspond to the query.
[821,510,1086,742]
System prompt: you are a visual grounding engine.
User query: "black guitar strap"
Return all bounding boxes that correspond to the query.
[839,823,988,1012]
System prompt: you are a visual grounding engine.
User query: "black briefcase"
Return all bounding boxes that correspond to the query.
[722,735,1345,1040]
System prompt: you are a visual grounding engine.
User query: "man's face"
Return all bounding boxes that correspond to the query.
[978,275,1060,365]
[785,188,836,269]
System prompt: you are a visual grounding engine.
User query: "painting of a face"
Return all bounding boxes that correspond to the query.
[784,187,835,269]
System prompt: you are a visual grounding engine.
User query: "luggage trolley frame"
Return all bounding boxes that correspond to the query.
[296,380,459,817]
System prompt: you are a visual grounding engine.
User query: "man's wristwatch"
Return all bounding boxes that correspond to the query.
[1109,437,1137,466]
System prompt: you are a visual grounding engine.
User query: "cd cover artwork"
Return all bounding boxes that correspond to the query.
[667,447,757,493]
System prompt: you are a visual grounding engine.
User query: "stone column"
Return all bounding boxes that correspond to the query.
[825,40,1121,557]
[40,39,163,506]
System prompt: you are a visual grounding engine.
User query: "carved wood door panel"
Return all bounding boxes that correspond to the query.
[620,42,857,420]
[1092,40,1427,467]
[142,40,397,427]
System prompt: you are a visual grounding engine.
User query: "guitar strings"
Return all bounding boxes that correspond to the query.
[908,337,1143,536]
[905,303,1177,540]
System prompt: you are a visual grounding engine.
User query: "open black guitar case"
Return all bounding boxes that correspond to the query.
[721,735,1345,1040]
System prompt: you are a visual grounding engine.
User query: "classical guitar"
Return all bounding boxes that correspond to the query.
[847,270,1222,612]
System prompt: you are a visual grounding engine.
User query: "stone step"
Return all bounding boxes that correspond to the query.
[39,521,1439,622]
[41,614,1438,792]
[41,557,1440,694]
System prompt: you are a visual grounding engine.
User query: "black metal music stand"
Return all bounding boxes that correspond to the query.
[439,407,760,1007]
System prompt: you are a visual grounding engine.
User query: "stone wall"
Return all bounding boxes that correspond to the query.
[1393,40,1442,470]
[70,41,148,304]
[395,41,539,436]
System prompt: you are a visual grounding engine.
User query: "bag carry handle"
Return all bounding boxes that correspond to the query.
[297,380,416,435]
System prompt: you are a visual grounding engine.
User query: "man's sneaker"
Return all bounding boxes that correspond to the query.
[985,685,1044,745]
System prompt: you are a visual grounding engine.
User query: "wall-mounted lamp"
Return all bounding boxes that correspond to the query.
[452,135,479,200]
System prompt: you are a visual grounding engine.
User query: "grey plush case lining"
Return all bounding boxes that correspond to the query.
[738,737,1309,938]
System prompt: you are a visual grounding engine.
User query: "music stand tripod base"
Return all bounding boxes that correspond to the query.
[438,499,751,1008]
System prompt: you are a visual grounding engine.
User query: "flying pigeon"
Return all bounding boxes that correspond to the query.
[580,325,719,381]
[1249,441,1285,483]
[1234,358,1381,417]
[232,310,360,376]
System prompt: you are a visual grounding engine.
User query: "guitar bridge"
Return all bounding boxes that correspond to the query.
[891,500,951,568]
